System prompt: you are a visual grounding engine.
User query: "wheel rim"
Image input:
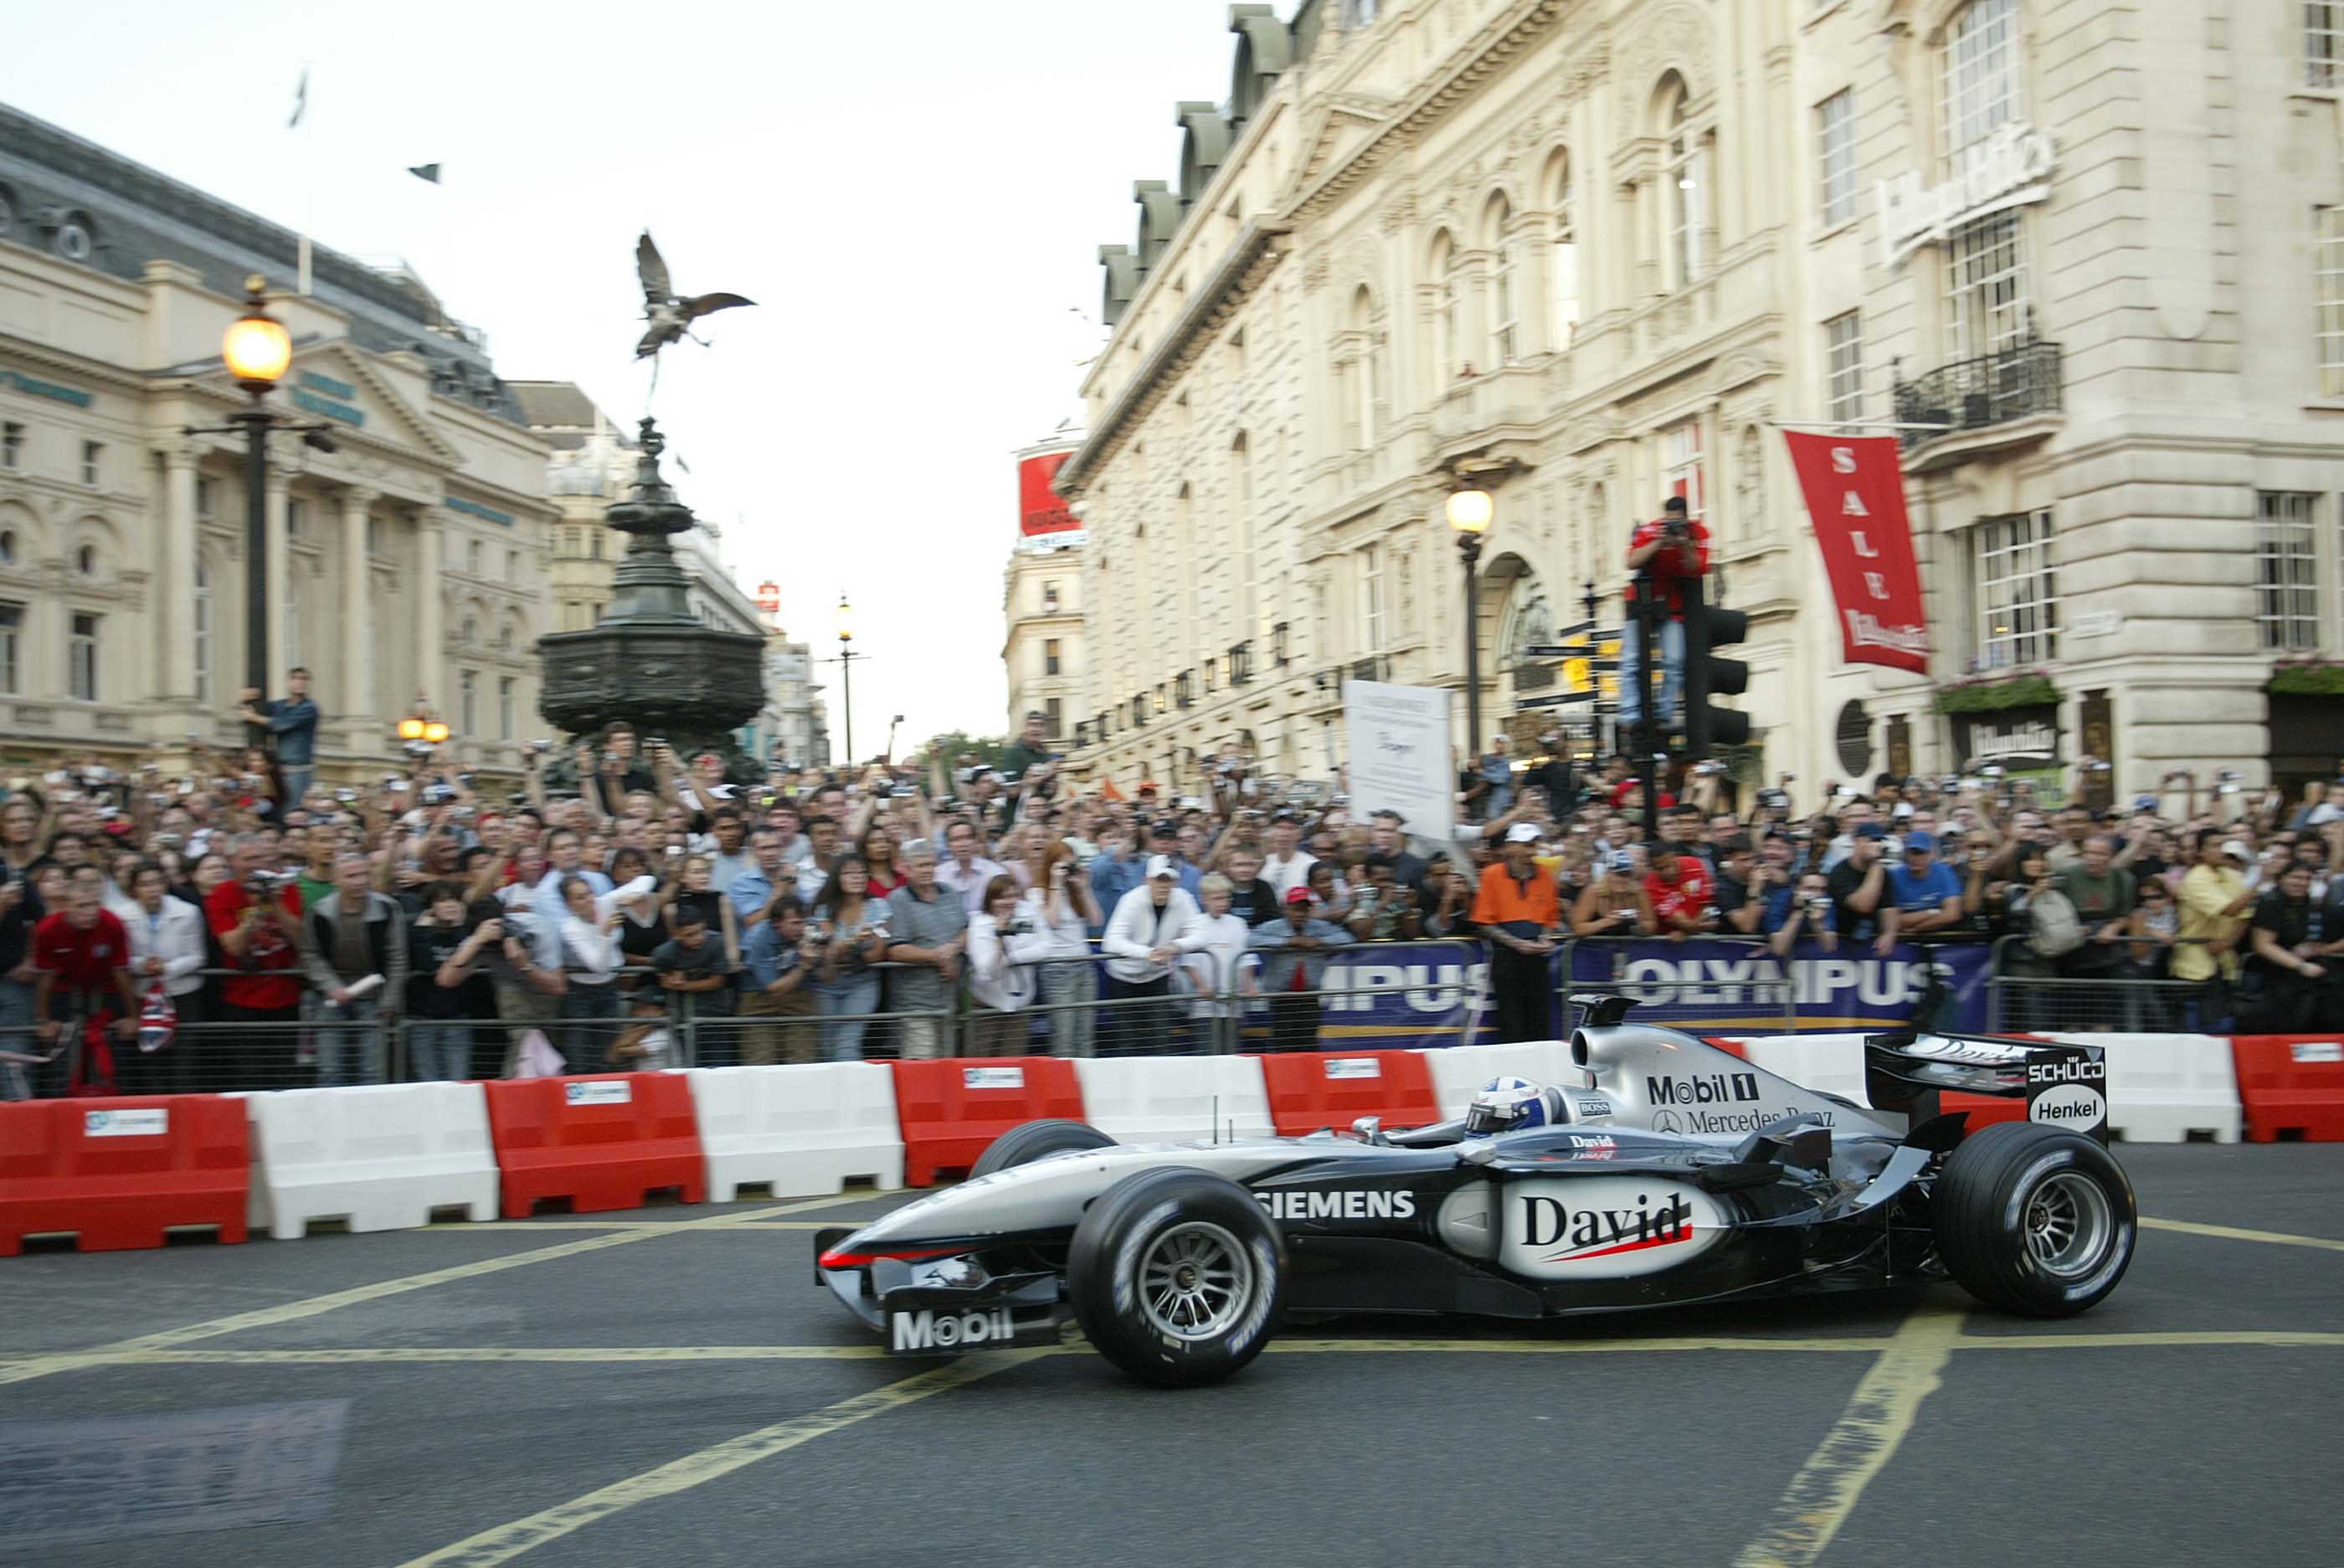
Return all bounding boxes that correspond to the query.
[1138,1221,1254,1342]
[2023,1170,2114,1278]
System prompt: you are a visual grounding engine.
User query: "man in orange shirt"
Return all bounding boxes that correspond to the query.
[1471,822,1561,1043]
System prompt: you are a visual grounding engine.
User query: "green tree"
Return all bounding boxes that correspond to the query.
[912,730,1008,774]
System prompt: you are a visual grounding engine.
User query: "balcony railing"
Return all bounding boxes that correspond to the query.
[1893,339,2062,453]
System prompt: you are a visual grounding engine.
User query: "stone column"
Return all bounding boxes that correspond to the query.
[157,446,198,703]
[264,467,290,689]
[417,507,446,708]
[340,487,378,732]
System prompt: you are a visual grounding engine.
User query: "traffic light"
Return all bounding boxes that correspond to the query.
[1681,576,1750,759]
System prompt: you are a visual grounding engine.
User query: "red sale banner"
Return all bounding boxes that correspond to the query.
[1781,431,1930,674]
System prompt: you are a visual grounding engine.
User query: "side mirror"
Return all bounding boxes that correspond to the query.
[1350,1116,1384,1144]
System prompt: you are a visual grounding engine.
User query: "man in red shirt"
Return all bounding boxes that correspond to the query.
[206,834,307,1090]
[1644,847,1717,941]
[30,871,137,1095]
[1618,495,1712,736]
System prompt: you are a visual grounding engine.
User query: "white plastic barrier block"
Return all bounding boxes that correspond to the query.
[1735,1034,1873,1105]
[1414,1041,1583,1117]
[1074,1054,1275,1145]
[2049,1032,2241,1144]
[686,1063,904,1200]
[247,1082,499,1241]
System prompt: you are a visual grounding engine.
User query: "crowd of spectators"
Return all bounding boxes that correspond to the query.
[3,693,2339,1097]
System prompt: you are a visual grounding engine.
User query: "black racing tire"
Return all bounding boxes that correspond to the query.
[967,1118,1116,1180]
[1935,1121,2136,1317]
[1067,1168,1286,1388]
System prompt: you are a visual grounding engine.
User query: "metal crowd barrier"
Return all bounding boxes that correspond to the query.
[0,925,2275,1099]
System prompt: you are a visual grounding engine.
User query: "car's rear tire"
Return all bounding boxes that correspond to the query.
[1935,1121,2135,1317]
[1067,1169,1286,1387]
[968,1118,1116,1180]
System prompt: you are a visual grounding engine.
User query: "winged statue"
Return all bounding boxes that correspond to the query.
[634,231,754,361]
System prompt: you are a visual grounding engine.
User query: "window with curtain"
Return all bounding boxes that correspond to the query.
[1665,78,1709,289]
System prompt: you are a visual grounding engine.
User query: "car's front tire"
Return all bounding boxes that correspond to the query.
[1067,1169,1286,1387]
[968,1118,1116,1179]
[1936,1121,2136,1316]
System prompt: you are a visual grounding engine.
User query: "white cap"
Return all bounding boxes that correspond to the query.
[1504,822,1540,844]
[2221,839,2251,861]
[1892,801,1915,819]
[1145,853,1179,879]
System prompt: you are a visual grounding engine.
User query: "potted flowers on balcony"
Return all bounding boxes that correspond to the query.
[2268,657,2344,697]
[1933,668,2059,715]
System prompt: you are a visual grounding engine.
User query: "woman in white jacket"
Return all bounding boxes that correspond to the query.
[966,874,1052,1056]
[123,860,208,1093]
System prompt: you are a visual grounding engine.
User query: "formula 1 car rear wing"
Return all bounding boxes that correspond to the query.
[1863,1031,2109,1144]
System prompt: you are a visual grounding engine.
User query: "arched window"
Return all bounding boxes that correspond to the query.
[1347,285,1382,449]
[1940,0,2018,170]
[1428,230,1457,389]
[74,543,96,577]
[1663,75,1708,290]
[460,614,478,648]
[1484,193,1519,364]
[1939,0,2028,360]
[498,621,516,654]
[0,530,14,565]
[193,558,213,704]
[1230,433,1257,638]
[1545,150,1581,343]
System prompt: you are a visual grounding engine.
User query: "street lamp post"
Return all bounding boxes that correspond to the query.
[835,593,856,764]
[1446,486,1493,762]
[201,275,334,746]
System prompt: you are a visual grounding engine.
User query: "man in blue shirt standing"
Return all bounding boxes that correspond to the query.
[1087,820,1146,937]
[1879,830,1965,957]
[241,667,320,810]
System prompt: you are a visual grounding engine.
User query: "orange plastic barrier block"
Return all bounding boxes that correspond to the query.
[1254,1050,1444,1138]
[0,1097,249,1255]
[481,1073,706,1216]
[2230,1036,2344,1142]
[888,1056,1086,1187]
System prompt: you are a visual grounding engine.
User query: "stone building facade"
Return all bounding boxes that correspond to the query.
[0,105,554,779]
[1051,0,2344,805]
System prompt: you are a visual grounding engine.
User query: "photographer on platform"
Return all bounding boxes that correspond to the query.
[1617,495,1710,738]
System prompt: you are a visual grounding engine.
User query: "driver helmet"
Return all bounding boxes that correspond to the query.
[1463,1076,1567,1136]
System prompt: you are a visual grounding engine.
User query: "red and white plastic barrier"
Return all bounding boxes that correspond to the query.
[8,1028,2340,1256]
[0,1097,250,1254]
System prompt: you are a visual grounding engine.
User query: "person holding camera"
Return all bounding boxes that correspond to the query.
[1617,495,1710,737]
[205,833,307,1088]
[1017,843,1099,1056]
[1763,870,1841,956]
[966,874,1048,1056]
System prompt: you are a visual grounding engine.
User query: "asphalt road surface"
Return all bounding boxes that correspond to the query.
[3,1144,2341,1568]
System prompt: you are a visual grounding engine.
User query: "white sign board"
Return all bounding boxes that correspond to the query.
[1324,1058,1382,1080]
[1878,123,2057,270]
[964,1067,1026,1089]
[85,1108,168,1137]
[1344,680,1454,845]
[564,1081,632,1106]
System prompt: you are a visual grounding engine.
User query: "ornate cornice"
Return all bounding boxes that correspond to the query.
[1287,0,1572,224]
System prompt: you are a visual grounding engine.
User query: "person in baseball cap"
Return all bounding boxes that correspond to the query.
[1259,882,1351,1051]
[1884,827,1963,939]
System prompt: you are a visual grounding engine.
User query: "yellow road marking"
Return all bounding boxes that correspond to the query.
[107,1345,897,1365]
[1269,1334,1894,1355]
[1970,1329,2344,1350]
[0,1190,875,1390]
[394,1350,1047,1568]
[2141,1216,2344,1254]
[1732,1307,1967,1568]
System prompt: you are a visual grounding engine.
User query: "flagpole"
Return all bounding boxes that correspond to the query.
[1763,418,1951,431]
[291,64,314,295]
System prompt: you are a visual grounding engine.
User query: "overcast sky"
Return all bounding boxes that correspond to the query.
[2,0,1242,754]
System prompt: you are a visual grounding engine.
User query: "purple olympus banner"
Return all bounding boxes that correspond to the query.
[1219,938,1992,1049]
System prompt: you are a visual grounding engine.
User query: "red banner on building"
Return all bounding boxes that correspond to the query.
[1017,450,1078,537]
[1781,431,1930,674]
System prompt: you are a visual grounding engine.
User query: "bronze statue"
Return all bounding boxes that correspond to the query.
[634,230,753,398]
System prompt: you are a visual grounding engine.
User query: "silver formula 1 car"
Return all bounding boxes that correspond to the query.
[814,999,2136,1386]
